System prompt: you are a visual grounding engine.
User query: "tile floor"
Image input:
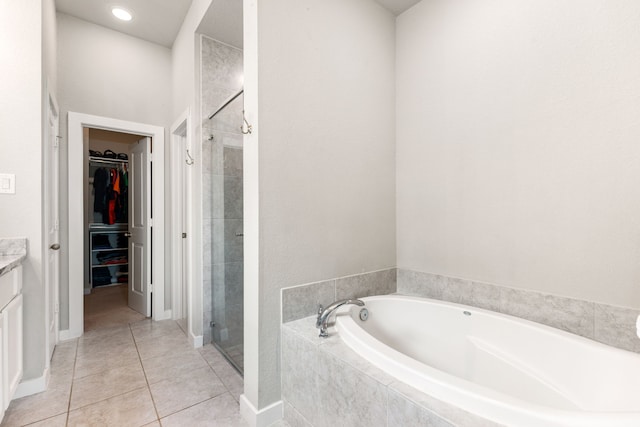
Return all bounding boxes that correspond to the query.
[1,319,248,426]
[83,285,146,332]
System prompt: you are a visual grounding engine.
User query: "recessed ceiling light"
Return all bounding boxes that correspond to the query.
[112,7,133,21]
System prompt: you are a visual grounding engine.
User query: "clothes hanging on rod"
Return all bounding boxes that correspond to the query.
[92,164,128,225]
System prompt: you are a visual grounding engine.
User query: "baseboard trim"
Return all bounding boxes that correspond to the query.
[59,328,81,341]
[240,394,283,427]
[190,332,203,348]
[14,367,50,399]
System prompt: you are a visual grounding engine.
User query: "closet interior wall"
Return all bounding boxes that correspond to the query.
[83,129,137,294]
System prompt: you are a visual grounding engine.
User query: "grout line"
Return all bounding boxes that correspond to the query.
[157,392,231,420]
[130,323,162,425]
[65,339,80,426]
[20,412,68,427]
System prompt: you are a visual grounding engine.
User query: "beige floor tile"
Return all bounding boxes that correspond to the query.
[77,329,134,356]
[213,363,243,392]
[81,322,131,337]
[22,413,68,427]
[48,369,74,394]
[84,309,146,332]
[50,340,78,377]
[84,285,146,332]
[141,422,161,427]
[176,318,188,335]
[149,365,227,417]
[198,344,229,369]
[67,388,157,427]
[135,332,193,361]
[160,393,242,427]
[130,319,182,343]
[209,415,251,427]
[141,349,208,384]
[1,387,70,427]
[74,343,139,379]
[70,360,147,410]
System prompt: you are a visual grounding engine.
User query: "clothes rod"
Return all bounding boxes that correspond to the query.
[208,89,244,120]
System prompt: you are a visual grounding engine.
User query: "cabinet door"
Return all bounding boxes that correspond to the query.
[3,294,22,410]
[0,319,4,421]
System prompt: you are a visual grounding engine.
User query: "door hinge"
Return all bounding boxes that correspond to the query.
[54,219,59,230]
[54,136,61,148]
[149,284,153,293]
[182,232,187,238]
[149,218,153,227]
[54,302,59,314]
[148,154,153,161]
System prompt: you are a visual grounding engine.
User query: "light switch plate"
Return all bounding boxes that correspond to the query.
[0,174,15,194]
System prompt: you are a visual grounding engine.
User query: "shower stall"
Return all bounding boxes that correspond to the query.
[202,36,244,374]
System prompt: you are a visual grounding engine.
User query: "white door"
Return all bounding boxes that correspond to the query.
[181,136,189,322]
[128,137,152,316]
[44,95,59,361]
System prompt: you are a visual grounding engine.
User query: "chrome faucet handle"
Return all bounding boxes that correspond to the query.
[316,299,365,338]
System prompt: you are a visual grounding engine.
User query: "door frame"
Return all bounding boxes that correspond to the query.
[170,109,196,343]
[66,112,166,340]
[43,79,59,363]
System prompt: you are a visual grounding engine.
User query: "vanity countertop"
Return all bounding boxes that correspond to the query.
[0,238,27,276]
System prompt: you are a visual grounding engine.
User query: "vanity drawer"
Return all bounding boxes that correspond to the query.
[0,266,21,310]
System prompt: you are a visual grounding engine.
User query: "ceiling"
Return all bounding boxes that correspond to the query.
[55,0,193,48]
[55,0,421,49]
[376,0,421,15]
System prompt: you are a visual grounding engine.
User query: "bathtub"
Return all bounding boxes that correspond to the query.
[333,295,640,427]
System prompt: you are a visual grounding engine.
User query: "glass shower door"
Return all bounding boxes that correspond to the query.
[206,98,245,375]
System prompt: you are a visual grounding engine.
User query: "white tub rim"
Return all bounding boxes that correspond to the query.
[334,294,640,427]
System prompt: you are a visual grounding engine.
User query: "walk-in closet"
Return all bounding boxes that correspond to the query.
[83,129,147,330]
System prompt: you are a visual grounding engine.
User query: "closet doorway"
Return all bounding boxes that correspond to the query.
[84,129,149,330]
[66,112,166,340]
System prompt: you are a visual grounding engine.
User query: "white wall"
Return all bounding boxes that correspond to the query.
[0,0,54,381]
[171,0,213,340]
[397,0,640,309]
[247,0,396,409]
[172,0,213,119]
[57,13,172,328]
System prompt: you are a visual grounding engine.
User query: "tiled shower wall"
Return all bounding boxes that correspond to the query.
[201,35,244,345]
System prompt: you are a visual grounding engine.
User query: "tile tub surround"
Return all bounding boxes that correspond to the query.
[281,268,397,323]
[281,317,499,427]
[397,268,640,353]
[0,237,27,276]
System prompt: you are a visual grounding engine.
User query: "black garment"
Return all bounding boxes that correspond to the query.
[93,168,108,213]
[116,169,128,222]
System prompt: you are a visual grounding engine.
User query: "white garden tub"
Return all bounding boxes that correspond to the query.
[334,295,640,427]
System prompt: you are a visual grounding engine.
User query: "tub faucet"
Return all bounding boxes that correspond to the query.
[316,299,365,338]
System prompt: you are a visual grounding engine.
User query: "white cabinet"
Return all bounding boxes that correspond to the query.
[0,265,23,414]
[2,293,22,410]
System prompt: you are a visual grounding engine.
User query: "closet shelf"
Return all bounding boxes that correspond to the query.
[90,229,129,288]
[91,263,128,268]
[89,156,128,165]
